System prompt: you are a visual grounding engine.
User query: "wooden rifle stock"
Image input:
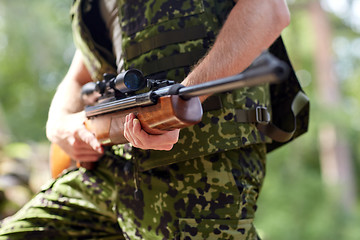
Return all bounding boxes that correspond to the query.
[50,143,72,178]
[85,94,202,144]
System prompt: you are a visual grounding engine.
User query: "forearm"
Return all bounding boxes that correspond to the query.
[46,78,84,139]
[182,0,290,100]
[46,50,92,142]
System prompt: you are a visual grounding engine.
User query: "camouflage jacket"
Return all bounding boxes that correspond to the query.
[71,0,271,171]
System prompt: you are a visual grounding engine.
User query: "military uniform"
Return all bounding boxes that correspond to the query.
[0,0,290,239]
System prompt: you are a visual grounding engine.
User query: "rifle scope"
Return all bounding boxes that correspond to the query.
[111,69,145,93]
[96,69,146,95]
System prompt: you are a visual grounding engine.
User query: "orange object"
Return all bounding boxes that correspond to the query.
[49,143,72,178]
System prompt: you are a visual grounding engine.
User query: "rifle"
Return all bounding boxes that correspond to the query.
[50,52,289,178]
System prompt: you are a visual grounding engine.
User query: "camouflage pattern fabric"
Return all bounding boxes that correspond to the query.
[71,0,118,81]
[0,143,266,239]
[119,0,233,76]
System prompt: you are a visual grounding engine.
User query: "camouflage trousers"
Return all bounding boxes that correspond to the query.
[0,144,266,240]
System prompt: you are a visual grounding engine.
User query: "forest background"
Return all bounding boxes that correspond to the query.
[0,0,359,239]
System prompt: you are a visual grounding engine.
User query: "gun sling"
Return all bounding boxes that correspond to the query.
[202,91,309,143]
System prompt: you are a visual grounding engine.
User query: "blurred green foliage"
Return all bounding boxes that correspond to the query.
[0,0,360,239]
[0,0,74,141]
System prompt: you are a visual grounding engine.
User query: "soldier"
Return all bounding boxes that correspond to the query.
[0,0,293,239]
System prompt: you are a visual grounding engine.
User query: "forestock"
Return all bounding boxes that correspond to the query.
[85,95,202,145]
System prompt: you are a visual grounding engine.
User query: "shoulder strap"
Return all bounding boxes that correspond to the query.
[255,90,309,142]
[232,37,310,152]
[265,37,310,152]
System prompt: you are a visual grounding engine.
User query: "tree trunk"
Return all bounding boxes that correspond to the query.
[309,0,356,211]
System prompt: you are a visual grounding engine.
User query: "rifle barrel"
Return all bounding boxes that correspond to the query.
[179,54,289,99]
[85,92,155,117]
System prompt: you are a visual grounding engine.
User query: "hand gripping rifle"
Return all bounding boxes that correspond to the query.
[50,52,289,178]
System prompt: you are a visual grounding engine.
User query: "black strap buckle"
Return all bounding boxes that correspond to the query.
[234,106,270,124]
[255,106,270,125]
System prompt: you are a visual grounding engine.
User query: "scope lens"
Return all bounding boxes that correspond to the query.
[124,71,144,90]
[113,69,145,93]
